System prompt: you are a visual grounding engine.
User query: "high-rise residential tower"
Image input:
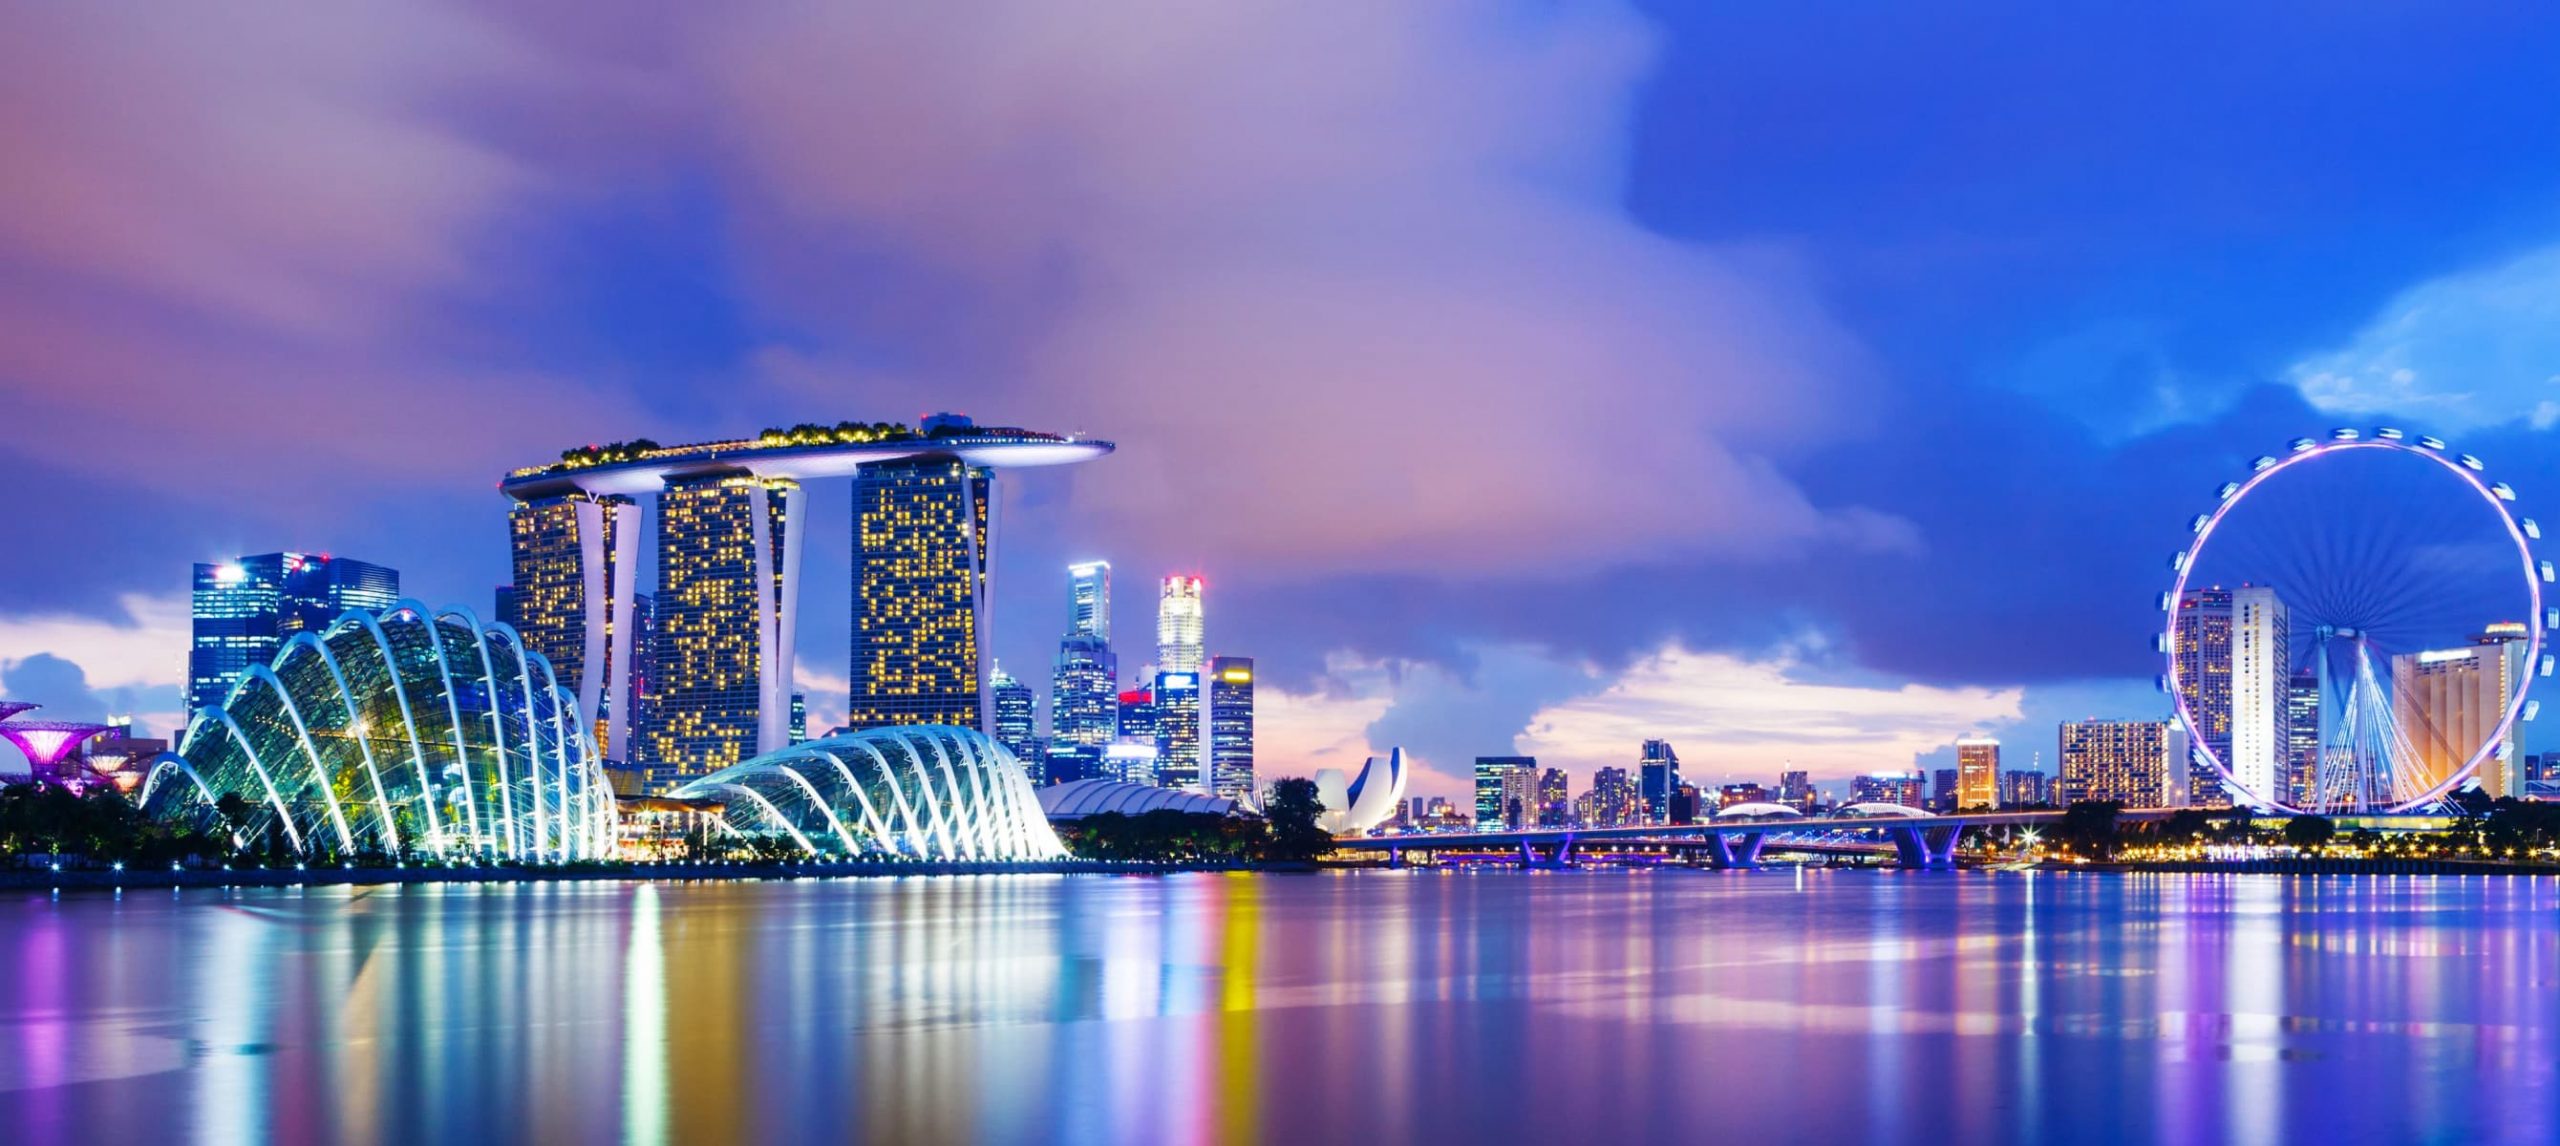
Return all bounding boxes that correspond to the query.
[2393,623,2530,799]
[1206,655,1255,801]
[648,472,798,776]
[2285,669,2320,806]
[505,491,643,759]
[188,553,399,721]
[1956,737,2001,810]
[2059,719,2191,807]
[2173,587,2234,806]
[850,454,991,732]
[2228,585,2289,807]
[1157,576,1204,673]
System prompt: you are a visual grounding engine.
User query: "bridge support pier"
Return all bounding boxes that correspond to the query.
[1888,824,1963,870]
[1554,833,1577,869]
[1387,844,1405,870]
[1519,840,1536,868]
[1703,832,1766,870]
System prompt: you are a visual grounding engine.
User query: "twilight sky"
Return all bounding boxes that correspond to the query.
[4,3,2559,799]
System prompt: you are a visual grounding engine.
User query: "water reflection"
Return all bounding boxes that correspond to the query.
[0,871,2555,1145]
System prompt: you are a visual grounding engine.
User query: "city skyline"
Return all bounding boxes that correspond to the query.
[7,6,2560,807]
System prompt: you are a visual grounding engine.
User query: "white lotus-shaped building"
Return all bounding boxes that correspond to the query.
[1313,747,1409,836]
[666,726,1066,860]
[141,602,618,862]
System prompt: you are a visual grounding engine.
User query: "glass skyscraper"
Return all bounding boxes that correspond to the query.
[1051,563,1119,787]
[1153,670,1202,789]
[1068,561,1110,642]
[1156,575,1204,673]
[849,455,992,732]
[1474,756,1534,829]
[990,665,1038,778]
[1639,739,1682,823]
[188,552,398,720]
[648,472,795,777]
[2173,587,2237,807]
[1206,655,1254,801]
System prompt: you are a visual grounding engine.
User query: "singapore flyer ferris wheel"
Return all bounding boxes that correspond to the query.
[2163,428,2553,815]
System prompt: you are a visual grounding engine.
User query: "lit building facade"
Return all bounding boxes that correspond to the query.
[1206,656,1255,801]
[1640,739,1681,824]
[648,472,797,777]
[505,491,643,760]
[1999,769,2052,807]
[2228,585,2290,807]
[850,456,990,732]
[1850,772,1926,807]
[1475,756,1535,829]
[2059,719,2191,807]
[1956,737,2001,810]
[189,552,399,721]
[1157,575,1204,673]
[1537,767,1570,827]
[497,416,1111,779]
[2392,624,2530,799]
[1501,764,1540,830]
[990,666,1038,778]
[2173,587,2236,807]
[1153,670,1202,789]
[1584,766,1640,826]
[1068,561,1111,642]
[1778,769,1815,811]
[2285,669,2320,807]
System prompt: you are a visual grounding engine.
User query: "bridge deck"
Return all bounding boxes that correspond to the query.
[1340,808,2178,852]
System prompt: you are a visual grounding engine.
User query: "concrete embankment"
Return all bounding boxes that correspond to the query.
[0,858,1254,891]
[2071,857,2560,876]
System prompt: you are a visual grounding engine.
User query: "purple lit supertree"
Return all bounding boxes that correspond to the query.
[0,720,113,787]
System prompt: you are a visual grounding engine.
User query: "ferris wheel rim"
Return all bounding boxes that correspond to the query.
[2162,432,2546,815]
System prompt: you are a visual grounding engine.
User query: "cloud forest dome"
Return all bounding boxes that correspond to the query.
[140,601,617,862]
[667,726,1066,861]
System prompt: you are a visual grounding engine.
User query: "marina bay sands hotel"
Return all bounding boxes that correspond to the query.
[496,414,1110,782]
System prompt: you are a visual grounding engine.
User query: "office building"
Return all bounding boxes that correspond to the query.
[1584,766,1639,827]
[1157,575,1204,673]
[1206,655,1255,801]
[990,666,1037,775]
[2173,587,2236,807]
[505,491,643,759]
[1537,767,1570,827]
[2059,719,2191,807]
[1068,561,1111,641]
[1718,783,1769,809]
[1118,685,1158,745]
[1999,769,2051,808]
[1670,783,1703,825]
[1956,737,2000,810]
[1851,771,1926,807]
[1153,671,1203,789]
[2285,669,2320,807]
[849,456,990,732]
[1639,739,1682,823]
[1931,767,1960,813]
[1778,769,1815,811]
[2228,585,2289,806]
[1105,740,1160,786]
[189,552,398,721]
[1475,756,1536,829]
[788,691,807,745]
[648,472,795,776]
[2393,623,2531,799]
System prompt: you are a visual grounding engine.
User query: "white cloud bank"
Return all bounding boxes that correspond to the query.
[2291,243,2560,431]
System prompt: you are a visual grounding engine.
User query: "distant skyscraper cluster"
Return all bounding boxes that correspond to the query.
[189,552,399,720]
[1034,565,1254,799]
